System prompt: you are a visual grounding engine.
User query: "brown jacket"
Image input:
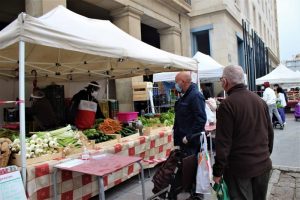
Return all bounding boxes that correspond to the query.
[213,84,274,178]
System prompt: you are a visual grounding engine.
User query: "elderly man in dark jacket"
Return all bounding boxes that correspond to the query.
[213,65,274,200]
[173,71,207,200]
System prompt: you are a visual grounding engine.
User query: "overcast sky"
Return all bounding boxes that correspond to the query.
[277,0,300,61]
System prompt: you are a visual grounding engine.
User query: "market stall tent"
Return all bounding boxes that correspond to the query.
[256,64,300,85]
[153,51,224,83]
[0,5,197,81]
[0,5,198,186]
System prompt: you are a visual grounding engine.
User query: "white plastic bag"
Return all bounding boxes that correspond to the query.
[206,98,217,111]
[205,103,216,124]
[196,132,212,194]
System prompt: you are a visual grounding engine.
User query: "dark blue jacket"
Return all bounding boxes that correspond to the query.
[173,83,207,148]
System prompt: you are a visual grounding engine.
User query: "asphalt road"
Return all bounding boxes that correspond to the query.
[271,113,300,168]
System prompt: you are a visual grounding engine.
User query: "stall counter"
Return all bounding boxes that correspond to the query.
[25,127,173,200]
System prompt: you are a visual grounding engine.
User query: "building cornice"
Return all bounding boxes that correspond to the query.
[110,5,144,20]
[158,26,182,36]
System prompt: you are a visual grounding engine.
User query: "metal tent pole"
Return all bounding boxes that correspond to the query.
[19,40,27,188]
[106,78,109,100]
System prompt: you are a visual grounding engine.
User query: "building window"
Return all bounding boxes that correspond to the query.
[259,15,262,37]
[244,1,250,19]
[263,23,266,42]
[194,30,211,55]
[191,25,213,55]
[237,36,245,69]
[252,5,256,29]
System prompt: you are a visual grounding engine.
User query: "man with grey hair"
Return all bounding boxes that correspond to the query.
[213,65,274,200]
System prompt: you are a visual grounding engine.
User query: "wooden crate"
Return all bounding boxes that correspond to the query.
[132,82,153,89]
[133,94,149,101]
[99,100,110,118]
[132,82,153,101]
[120,133,140,142]
[143,125,172,136]
[10,152,62,167]
[63,146,85,157]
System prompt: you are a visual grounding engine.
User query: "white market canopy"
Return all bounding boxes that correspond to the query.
[0,5,198,187]
[256,64,300,85]
[153,51,224,83]
[0,5,197,81]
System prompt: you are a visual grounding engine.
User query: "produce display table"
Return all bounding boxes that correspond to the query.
[53,154,145,200]
[26,127,173,200]
[287,100,299,109]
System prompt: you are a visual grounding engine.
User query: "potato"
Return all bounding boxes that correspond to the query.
[1,142,9,152]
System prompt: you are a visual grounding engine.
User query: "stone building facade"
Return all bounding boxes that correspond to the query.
[0,0,280,111]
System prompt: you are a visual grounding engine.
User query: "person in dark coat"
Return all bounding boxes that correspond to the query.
[69,81,105,128]
[213,65,274,200]
[173,72,207,200]
[30,90,58,131]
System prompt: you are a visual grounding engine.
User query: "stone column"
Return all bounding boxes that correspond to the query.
[26,0,66,16]
[158,26,182,55]
[111,6,144,112]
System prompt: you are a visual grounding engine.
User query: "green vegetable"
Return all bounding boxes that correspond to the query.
[159,111,175,126]
[138,116,161,127]
[83,128,115,143]
[0,128,19,141]
[34,125,82,147]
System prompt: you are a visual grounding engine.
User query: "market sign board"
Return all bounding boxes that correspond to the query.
[0,171,27,200]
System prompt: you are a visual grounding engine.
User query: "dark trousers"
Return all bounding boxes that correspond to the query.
[224,169,271,200]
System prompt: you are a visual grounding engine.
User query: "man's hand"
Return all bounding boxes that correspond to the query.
[213,176,221,184]
[182,136,188,144]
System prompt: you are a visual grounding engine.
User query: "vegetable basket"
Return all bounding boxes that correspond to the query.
[0,138,12,167]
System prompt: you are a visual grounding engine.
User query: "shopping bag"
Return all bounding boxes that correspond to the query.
[206,97,217,111]
[213,178,230,200]
[75,100,97,129]
[195,132,212,194]
[205,103,216,124]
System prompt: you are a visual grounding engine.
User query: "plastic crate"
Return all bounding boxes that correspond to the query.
[117,112,138,122]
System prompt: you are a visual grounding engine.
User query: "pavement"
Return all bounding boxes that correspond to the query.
[91,113,300,200]
[267,113,300,200]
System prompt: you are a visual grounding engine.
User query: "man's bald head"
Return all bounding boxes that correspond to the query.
[175,71,192,93]
[175,71,192,83]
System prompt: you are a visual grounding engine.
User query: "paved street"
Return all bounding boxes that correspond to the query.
[92,113,300,200]
[271,113,300,167]
[268,113,300,200]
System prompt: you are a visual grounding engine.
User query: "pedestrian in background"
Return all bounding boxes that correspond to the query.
[213,65,274,200]
[262,82,284,128]
[173,72,207,200]
[275,87,287,124]
[273,83,288,103]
